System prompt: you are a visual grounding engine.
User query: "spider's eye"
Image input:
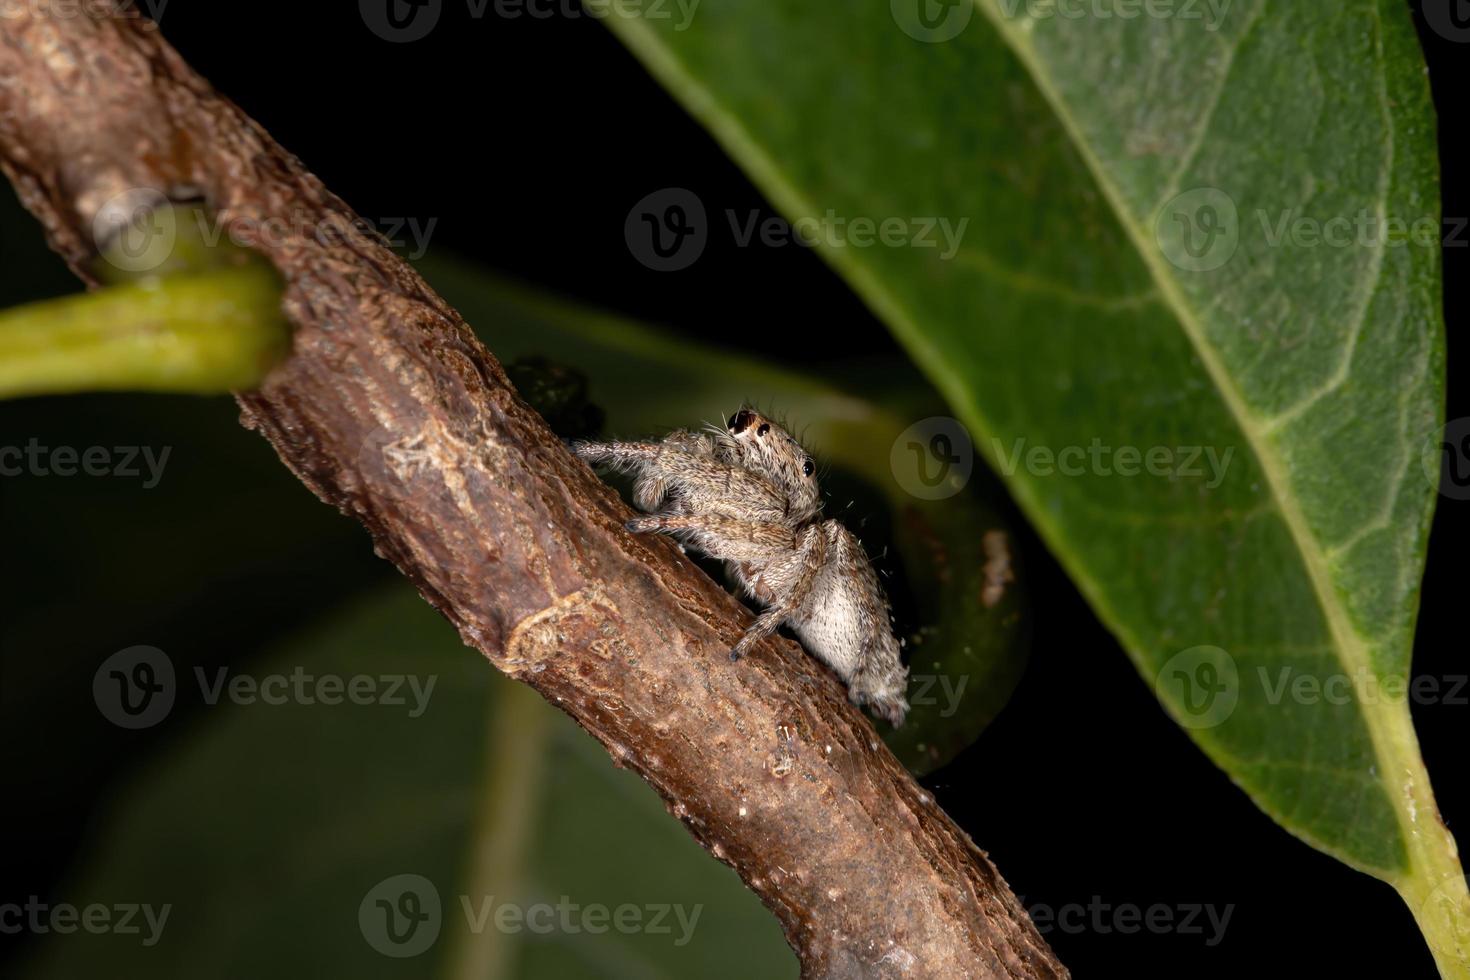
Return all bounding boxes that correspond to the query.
[729,410,755,433]
[757,423,771,437]
[803,459,815,477]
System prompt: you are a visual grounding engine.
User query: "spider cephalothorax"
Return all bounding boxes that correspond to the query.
[573,408,910,726]
[723,408,822,522]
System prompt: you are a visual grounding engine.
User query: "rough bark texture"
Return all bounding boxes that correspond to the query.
[0,9,1067,979]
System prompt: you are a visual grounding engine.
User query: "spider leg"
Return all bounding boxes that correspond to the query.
[573,440,784,519]
[570,440,685,472]
[731,524,829,661]
[632,470,673,513]
[624,512,794,565]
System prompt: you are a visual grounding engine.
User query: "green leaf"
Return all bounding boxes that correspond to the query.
[420,257,1029,773]
[20,586,796,979]
[597,0,1466,970]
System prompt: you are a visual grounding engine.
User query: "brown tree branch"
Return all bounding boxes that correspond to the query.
[0,9,1067,979]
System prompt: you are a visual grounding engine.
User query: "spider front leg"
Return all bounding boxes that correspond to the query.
[623,512,793,565]
[572,439,784,520]
[569,440,681,473]
[730,523,829,661]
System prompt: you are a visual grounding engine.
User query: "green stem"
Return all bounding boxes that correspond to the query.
[0,263,289,399]
[1386,694,1470,978]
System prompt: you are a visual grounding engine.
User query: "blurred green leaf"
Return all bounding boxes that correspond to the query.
[0,168,1027,777]
[0,178,1028,973]
[422,256,1029,773]
[20,586,795,980]
[597,0,1465,969]
[0,191,374,878]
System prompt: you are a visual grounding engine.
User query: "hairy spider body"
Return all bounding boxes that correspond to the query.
[573,409,910,726]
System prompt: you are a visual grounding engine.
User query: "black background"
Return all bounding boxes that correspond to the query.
[1,2,1464,977]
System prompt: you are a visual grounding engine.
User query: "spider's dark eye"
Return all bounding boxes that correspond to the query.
[757,423,771,437]
[803,459,815,477]
[729,410,755,433]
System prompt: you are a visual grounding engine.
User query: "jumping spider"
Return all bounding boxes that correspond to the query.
[573,408,910,726]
